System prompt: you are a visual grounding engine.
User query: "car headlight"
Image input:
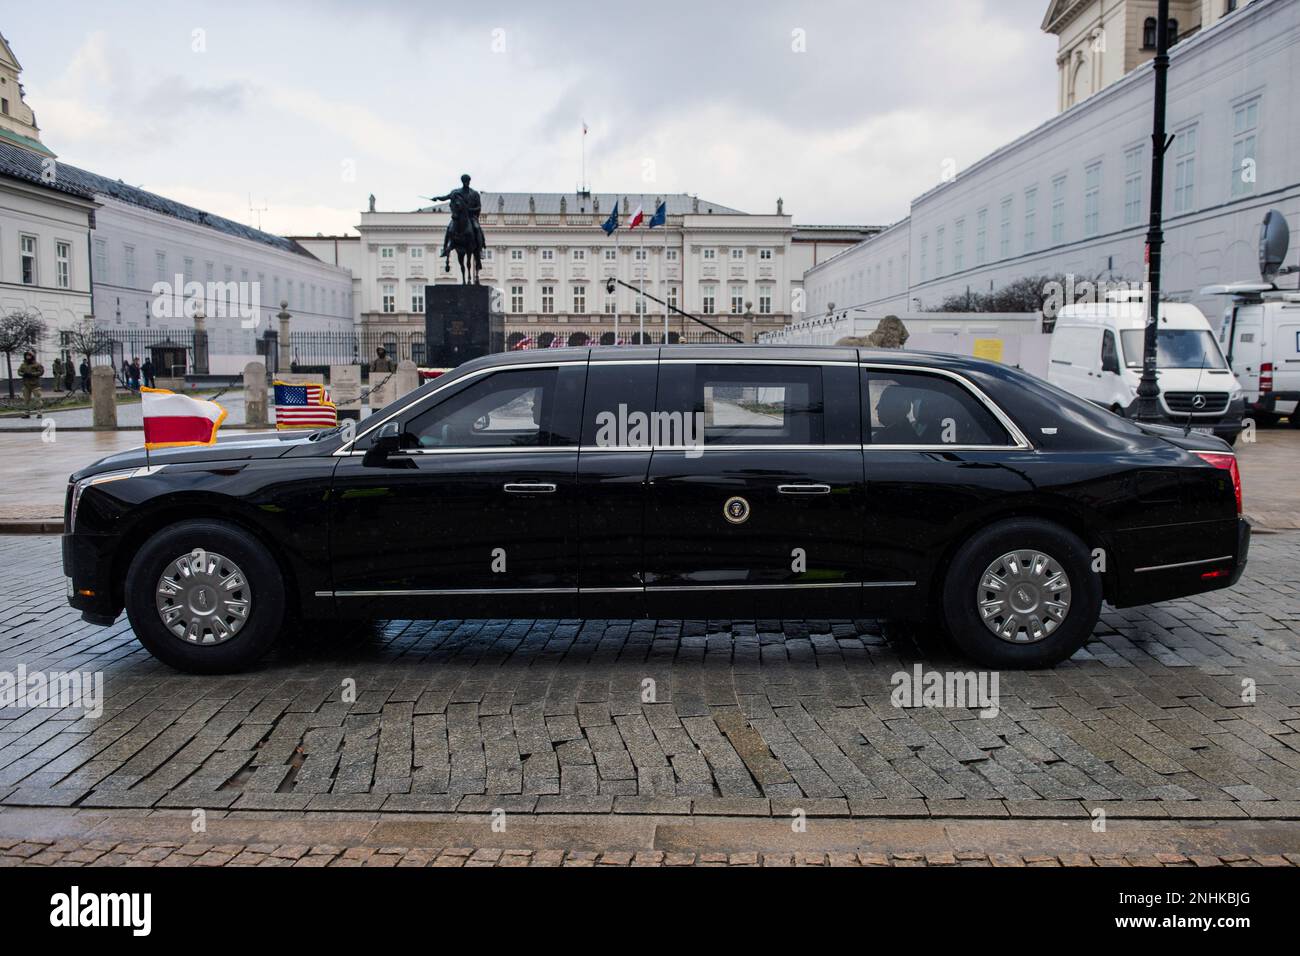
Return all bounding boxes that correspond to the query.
[69,466,165,533]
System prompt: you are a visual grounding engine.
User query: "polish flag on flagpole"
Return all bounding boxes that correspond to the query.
[141,387,227,449]
[627,205,644,229]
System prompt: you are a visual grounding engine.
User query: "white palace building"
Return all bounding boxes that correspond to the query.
[798,0,1298,335]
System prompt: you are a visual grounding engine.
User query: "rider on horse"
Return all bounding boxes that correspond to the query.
[433,175,486,280]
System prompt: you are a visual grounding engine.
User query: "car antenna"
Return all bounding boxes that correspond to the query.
[1184,349,1208,436]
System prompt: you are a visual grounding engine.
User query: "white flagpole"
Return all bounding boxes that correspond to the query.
[638,222,645,344]
[663,203,670,344]
[613,214,619,345]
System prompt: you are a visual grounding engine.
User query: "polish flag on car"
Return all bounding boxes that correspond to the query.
[141,387,227,449]
[627,205,644,229]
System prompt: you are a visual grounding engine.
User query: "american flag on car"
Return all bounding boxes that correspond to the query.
[273,381,338,429]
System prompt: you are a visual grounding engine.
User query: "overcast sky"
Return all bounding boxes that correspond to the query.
[7,0,1059,235]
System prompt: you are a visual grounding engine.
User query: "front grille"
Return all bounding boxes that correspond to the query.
[1163,391,1229,415]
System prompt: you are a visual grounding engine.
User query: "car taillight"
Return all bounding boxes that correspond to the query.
[1195,451,1242,515]
[1260,362,1273,393]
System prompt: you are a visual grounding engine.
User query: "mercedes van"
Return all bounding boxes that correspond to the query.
[1047,295,1244,443]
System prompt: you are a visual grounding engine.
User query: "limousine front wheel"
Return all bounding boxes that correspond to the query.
[941,519,1101,669]
[124,519,286,673]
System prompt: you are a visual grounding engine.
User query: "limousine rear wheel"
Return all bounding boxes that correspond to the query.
[941,519,1101,669]
[124,519,285,674]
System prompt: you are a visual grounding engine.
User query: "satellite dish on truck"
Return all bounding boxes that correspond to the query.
[1260,209,1290,282]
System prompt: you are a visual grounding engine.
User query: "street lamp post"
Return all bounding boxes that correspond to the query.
[1136,0,1174,422]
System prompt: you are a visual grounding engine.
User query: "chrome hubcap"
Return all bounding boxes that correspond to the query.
[155,549,251,645]
[976,550,1071,644]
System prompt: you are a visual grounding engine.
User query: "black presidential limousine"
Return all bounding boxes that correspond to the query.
[63,346,1250,673]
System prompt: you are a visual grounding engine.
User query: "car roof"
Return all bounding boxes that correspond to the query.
[1056,301,1211,329]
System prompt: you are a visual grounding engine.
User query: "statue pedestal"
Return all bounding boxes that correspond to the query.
[425,285,502,368]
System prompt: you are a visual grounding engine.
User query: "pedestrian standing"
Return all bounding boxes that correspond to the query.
[79,359,91,393]
[52,357,64,390]
[128,358,142,392]
[120,359,131,388]
[18,350,43,418]
[142,357,156,389]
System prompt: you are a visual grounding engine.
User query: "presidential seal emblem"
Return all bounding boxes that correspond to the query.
[723,496,750,525]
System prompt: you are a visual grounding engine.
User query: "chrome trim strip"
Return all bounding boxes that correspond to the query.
[660,358,859,367]
[316,580,917,598]
[1133,554,1234,573]
[503,482,557,494]
[777,483,832,495]
[859,362,1034,451]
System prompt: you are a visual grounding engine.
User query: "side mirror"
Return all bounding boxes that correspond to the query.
[1102,353,1120,375]
[362,422,404,467]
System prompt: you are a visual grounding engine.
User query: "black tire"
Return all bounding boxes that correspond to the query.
[940,518,1101,669]
[124,519,286,673]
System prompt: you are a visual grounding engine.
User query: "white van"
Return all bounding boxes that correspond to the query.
[1203,283,1300,426]
[1047,294,1244,443]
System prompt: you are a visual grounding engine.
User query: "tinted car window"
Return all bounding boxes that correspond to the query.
[581,362,659,447]
[863,370,1010,446]
[406,367,558,448]
[657,363,823,446]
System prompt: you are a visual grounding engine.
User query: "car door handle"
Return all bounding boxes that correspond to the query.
[503,482,557,494]
[777,483,832,495]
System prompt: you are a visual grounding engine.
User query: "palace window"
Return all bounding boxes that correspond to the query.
[156,251,167,282]
[1084,163,1101,237]
[975,208,988,263]
[667,285,679,309]
[666,249,679,262]
[1124,146,1143,226]
[730,248,744,260]
[1051,176,1067,243]
[1231,97,1260,197]
[759,249,773,261]
[124,245,136,286]
[701,286,716,314]
[411,286,424,313]
[1173,124,1197,212]
[934,226,945,276]
[1023,187,1037,251]
[409,246,424,260]
[702,248,716,260]
[572,248,586,261]
[604,292,616,314]
[541,249,555,261]
[511,248,524,261]
[758,287,773,314]
[730,285,745,314]
[999,197,1013,257]
[58,241,73,289]
[540,285,555,314]
[380,246,395,259]
[572,285,586,313]
[953,218,965,271]
[511,285,525,313]
[604,249,617,261]
[381,284,396,312]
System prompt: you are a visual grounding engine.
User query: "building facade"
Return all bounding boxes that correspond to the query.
[804,0,1299,329]
[1046,0,1260,111]
[0,141,96,361]
[351,192,875,353]
[39,164,356,375]
[0,33,51,157]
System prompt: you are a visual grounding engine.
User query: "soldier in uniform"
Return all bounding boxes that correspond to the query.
[370,347,397,373]
[18,351,43,418]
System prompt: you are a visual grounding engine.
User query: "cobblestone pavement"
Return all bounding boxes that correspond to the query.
[6,839,1296,867]
[1,534,1299,820]
[2,808,1298,867]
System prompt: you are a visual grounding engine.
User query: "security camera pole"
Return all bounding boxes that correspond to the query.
[1136,0,1173,422]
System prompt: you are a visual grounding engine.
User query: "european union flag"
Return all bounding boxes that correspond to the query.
[600,202,619,235]
[648,201,667,228]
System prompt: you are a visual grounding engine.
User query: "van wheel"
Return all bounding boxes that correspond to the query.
[124,519,286,673]
[941,519,1101,669]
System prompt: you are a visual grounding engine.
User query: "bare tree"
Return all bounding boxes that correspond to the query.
[0,309,49,400]
[62,317,115,370]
